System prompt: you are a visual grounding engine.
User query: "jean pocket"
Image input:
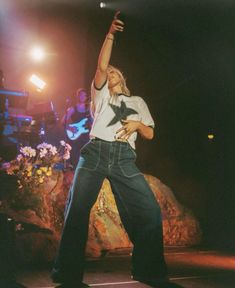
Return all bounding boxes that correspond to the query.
[120,162,142,178]
[78,141,101,171]
[119,145,142,177]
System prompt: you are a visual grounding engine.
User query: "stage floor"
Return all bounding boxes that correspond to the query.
[17,247,235,288]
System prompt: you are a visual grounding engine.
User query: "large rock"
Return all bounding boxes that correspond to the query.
[144,174,202,246]
[86,175,202,257]
[1,171,202,262]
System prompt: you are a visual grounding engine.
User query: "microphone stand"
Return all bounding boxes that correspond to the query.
[64,97,71,140]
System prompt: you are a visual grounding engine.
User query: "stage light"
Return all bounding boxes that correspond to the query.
[100,2,106,8]
[208,133,215,140]
[30,46,45,62]
[29,74,46,90]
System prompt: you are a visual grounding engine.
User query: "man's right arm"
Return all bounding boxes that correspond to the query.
[94,13,124,89]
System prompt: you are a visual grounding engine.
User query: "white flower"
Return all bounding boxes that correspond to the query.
[37,142,49,149]
[60,140,66,146]
[37,142,57,157]
[39,148,48,158]
[47,144,53,150]
[50,146,57,156]
[20,146,36,157]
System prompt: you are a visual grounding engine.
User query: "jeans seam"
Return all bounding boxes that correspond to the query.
[118,144,142,178]
[79,140,101,171]
[110,180,133,235]
[129,146,137,158]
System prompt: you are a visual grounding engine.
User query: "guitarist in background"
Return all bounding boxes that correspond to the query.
[62,88,92,168]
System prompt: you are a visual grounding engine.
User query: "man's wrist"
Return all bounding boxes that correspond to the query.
[106,33,114,40]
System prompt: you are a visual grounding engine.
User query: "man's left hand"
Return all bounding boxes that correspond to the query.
[116,120,140,140]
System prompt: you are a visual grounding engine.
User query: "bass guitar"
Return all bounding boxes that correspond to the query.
[66,117,89,141]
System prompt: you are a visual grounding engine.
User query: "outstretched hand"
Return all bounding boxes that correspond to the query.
[109,11,124,35]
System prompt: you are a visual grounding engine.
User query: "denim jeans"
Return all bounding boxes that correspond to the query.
[52,139,167,283]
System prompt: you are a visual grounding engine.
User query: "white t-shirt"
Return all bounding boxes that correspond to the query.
[90,81,155,149]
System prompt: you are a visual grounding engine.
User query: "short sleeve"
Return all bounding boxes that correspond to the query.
[91,80,109,106]
[139,98,155,128]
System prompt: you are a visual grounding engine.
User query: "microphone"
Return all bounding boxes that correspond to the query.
[114,11,125,23]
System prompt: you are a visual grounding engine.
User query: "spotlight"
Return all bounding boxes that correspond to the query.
[207,133,215,140]
[29,74,46,91]
[100,2,106,8]
[30,46,45,62]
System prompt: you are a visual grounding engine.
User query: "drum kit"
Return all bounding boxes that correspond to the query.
[0,88,58,150]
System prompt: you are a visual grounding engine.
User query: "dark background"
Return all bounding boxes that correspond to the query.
[0,0,234,248]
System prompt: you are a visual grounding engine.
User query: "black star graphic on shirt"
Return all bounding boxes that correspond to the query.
[107,101,138,127]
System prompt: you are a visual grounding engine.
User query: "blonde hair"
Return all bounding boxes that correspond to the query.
[108,65,130,96]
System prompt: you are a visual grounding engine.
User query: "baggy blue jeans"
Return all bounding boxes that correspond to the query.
[52,139,167,283]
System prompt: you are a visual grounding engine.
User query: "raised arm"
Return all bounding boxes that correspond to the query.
[94,12,124,89]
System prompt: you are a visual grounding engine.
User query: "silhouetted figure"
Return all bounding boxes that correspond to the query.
[62,88,92,168]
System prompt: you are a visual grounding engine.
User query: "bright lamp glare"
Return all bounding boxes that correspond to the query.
[100,2,106,8]
[208,134,215,140]
[30,74,46,90]
[30,47,45,61]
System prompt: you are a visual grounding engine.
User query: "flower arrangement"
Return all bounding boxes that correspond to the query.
[2,141,71,215]
[6,141,71,188]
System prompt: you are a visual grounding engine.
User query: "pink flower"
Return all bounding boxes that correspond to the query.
[63,151,70,160]
[1,162,11,169]
[16,154,23,161]
[65,143,72,151]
